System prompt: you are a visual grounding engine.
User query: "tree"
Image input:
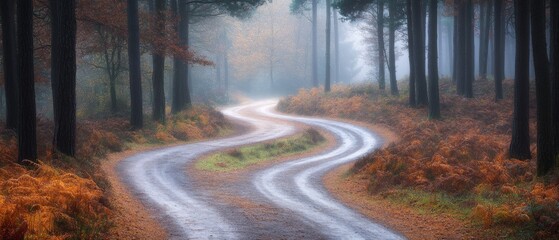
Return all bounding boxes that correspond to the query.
[478,0,491,80]
[312,0,318,87]
[427,0,440,119]
[377,0,385,91]
[494,0,504,100]
[509,0,531,160]
[0,0,18,130]
[387,0,400,96]
[333,10,340,84]
[406,0,416,107]
[411,0,428,106]
[530,0,554,175]
[51,0,77,156]
[152,0,166,123]
[170,0,265,113]
[127,0,143,129]
[173,0,192,112]
[552,0,559,159]
[454,0,473,98]
[291,0,319,87]
[325,0,332,92]
[17,0,37,163]
[463,0,474,98]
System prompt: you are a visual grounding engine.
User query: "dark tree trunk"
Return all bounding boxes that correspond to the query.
[407,0,416,107]
[0,0,18,130]
[428,0,440,119]
[180,1,192,109]
[51,0,77,156]
[531,0,555,175]
[448,18,454,78]
[509,0,531,160]
[152,0,166,123]
[50,0,60,126]
[453,2,459,84]
[325,0,331,92]
[388,0,399,96]
[479,0,491,80]
[17,0,37,163]
[411,0,428,106]
[552,0,559,158]
[333,10,340,84]
[171,0,182,113]
[455,0,465,95]
[171,0,191,112]
[377,0,385,90]
[494,0,504,100]
[312,0,318,87]
[464,0,474,98]
[127,0,143,129]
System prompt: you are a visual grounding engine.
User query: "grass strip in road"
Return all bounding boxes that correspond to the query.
[196,128,326,172]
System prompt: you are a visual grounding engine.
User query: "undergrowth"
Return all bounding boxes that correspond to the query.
[196,128,325,172]
[0,105,229,239]
[278,81,559,238]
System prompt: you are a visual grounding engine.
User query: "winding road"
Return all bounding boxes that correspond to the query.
[118,100,404,239]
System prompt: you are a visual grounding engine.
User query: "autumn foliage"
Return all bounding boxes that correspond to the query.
[0,106,228,238]
[279,80,559,237]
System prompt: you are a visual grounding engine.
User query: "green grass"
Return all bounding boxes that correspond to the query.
[196,128,326,172]
[382,187,524,219]
[381,187,545,239]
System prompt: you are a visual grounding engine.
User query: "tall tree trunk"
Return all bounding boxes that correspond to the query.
[428,0,440,119]
[152,0,166,123]
[494,0,504,100]
[312,0,318,87]
[127,0,143,129]
[51,0,77,156]
[552,0,559,158]
[456,0,465,94]
[437,2,443,75]
[531,0,554,175]
[388,0,399,96]
[453,2,459,84]
[333,10,340,84]
[171,0,182,113]
[325,0,331,92]
[448,18,454,78]
[464,0,474,98]
[509,0,531,160]
[407,0,416,107]
[17,0,37,163]
[478,0,490,80]
[180,1,192,109]
[412,0,428,105]
[0,0,18,130]
[377,0,385,90]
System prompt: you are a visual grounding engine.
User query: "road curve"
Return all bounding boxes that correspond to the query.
[118,100,404,239]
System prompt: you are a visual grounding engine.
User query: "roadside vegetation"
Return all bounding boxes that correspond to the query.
[278,80,559,239]
[197,128,325,172]
[0,106,228,239]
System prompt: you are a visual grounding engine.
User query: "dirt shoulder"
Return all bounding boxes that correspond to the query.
[101,117,251,239]
[102,146,168,240]
[322,123,476,240]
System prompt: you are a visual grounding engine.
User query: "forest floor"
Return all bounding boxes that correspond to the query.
[0,106,229,239]
[278,80,559,239]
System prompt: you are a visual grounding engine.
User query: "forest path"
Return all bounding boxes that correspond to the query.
[118,100,404,239]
